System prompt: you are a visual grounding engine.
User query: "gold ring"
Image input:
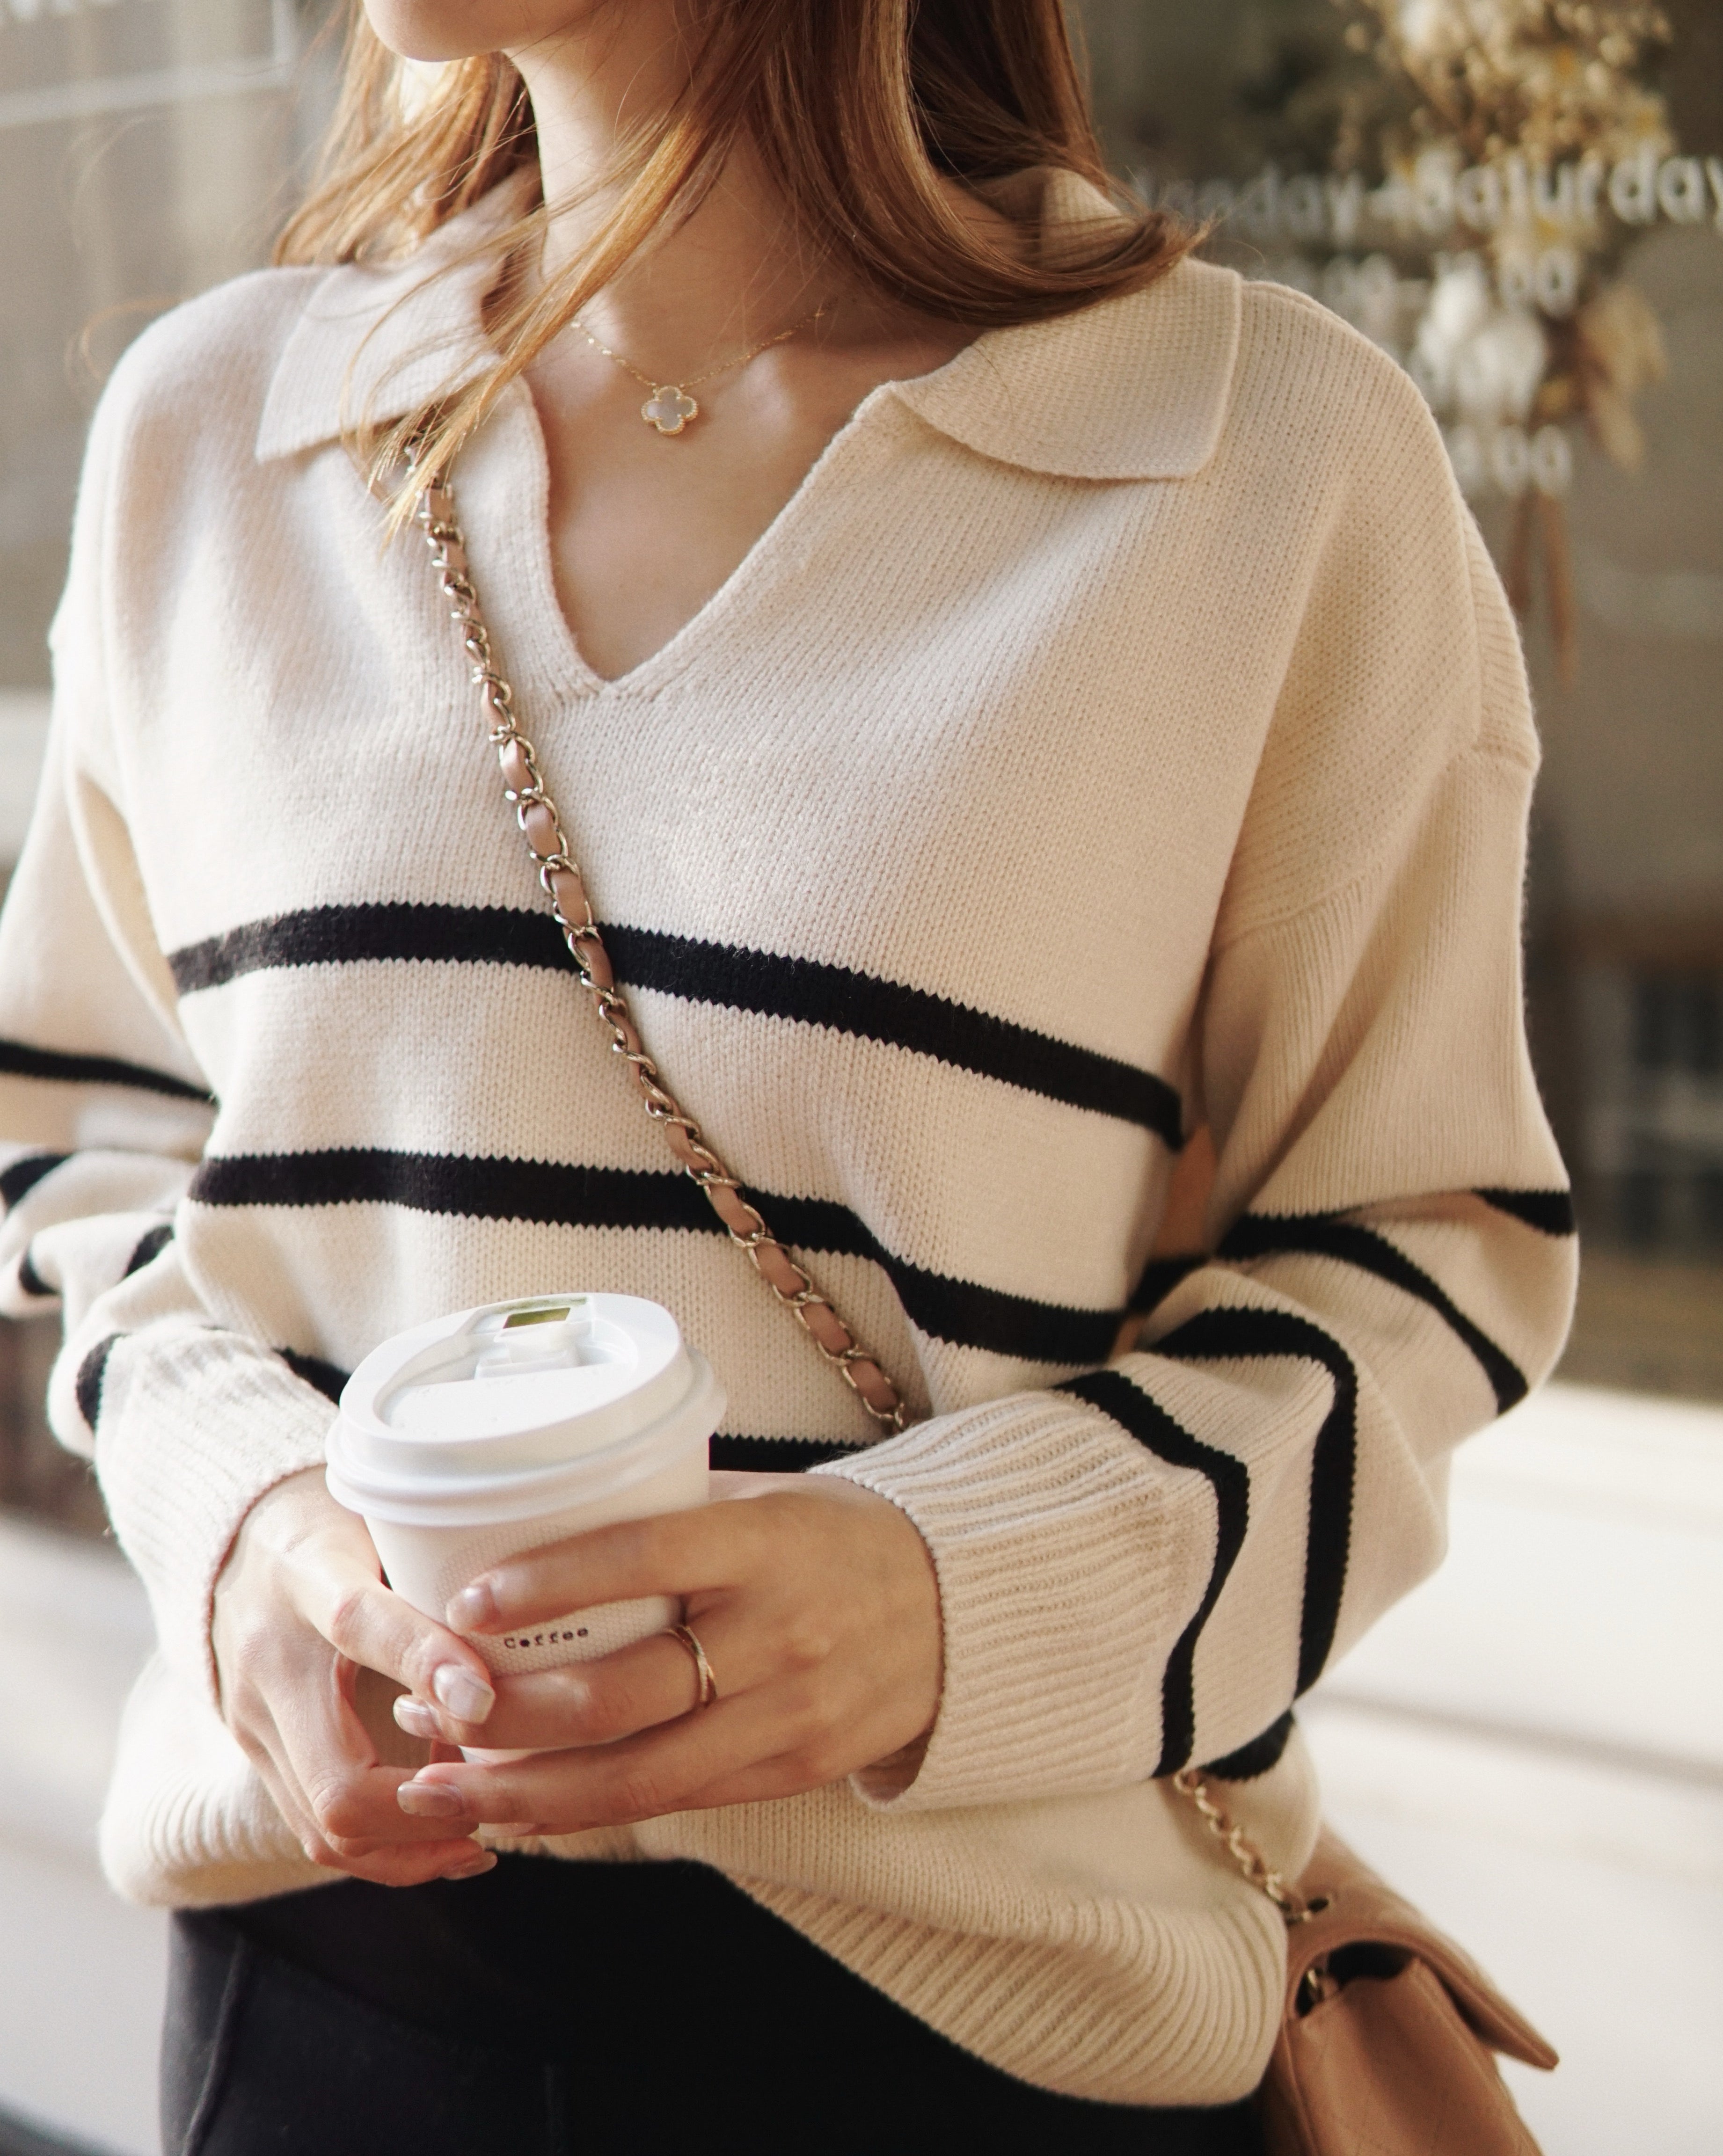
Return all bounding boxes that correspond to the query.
[665,1622,718,1709]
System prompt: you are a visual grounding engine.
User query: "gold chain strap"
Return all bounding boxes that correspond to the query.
[1173,1768,1315,1928]
[413,474,908,1433]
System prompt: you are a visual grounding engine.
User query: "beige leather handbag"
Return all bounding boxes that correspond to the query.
[416,473,1559,2149]
[1177,1774,1557,2155]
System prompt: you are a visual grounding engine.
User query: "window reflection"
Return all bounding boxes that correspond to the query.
[1088,0,1723,1400]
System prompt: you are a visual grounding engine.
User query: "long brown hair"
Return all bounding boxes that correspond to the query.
[277,1,1192,500]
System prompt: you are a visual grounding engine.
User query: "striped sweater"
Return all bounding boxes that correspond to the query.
[0,176,1575,2103]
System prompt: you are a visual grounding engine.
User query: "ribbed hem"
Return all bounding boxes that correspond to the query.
[90,1322,337,1708]
[814,1388,1214,1812]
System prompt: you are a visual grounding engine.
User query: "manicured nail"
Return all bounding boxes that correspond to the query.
[446,1580,498,1630]
[432,1665,495,1724]
[443,1850,497,1882]
[397,1778,469,1819]
[392,1696,440,1740]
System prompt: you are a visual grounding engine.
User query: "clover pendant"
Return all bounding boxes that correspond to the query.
[642,386,699,436]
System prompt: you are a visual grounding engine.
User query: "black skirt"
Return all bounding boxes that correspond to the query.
[163,1855,1266,2155]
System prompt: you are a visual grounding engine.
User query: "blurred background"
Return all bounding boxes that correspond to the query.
[0,3,1718,2151]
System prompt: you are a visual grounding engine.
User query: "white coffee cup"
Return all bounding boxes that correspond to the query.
[326,1293,723,1680]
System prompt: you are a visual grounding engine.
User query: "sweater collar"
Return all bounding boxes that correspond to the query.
[255,169,1241,483]
[890,171,1241,483]
[255,178,529,466]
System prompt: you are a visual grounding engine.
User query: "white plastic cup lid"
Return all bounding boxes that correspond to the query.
[326,1294,722,1524]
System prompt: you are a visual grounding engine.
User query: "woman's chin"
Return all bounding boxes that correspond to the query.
[360,0,605,66]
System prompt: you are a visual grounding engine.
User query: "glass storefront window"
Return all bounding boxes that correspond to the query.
[1085,0,1723,1400]
[1,0,311,683]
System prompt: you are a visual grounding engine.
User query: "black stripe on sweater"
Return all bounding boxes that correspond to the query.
[74,1331,347,1429]
[76,1332,124,1431]
[124,1222,175,1279]
[0,1035,211,1104]
[709,1435,870,1473]
[1130,1252,1205,1315]
[0,1152,68,1212]
[167,903,560,990]
[1217,1213,1527,1414]
[141,1343,889,1464]
[1475,1187,1577,1237]
[165,903,1183,1144]
[154,1346,862,1469]
[185,1149,1123,1366]
[1153,1306,1358,1697]
[1201,1709,1295,1783]
[279,1347,349,1405]
[1059,1366,1249,1775]
[606,924,1185,1145]
[15,1245,53,1299]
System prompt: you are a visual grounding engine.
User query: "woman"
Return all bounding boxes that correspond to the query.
[0,0,1575,2149]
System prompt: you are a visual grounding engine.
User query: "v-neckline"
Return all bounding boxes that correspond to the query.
[510,347,979,701]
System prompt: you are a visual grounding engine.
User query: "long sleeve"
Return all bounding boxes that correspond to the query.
[0,385,339,1705]
[819,418,1576,1812]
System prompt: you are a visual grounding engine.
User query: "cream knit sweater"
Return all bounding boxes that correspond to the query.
[0,178,1574,2105]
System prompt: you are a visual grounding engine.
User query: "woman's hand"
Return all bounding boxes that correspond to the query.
[212,1469,500,1884]
[389,1473,942,1834]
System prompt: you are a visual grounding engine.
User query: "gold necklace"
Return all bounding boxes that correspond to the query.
[571,305,825,437]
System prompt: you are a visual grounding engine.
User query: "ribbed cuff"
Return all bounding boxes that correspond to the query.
[813,1387,1215,1813]
[84,1322,337,1709]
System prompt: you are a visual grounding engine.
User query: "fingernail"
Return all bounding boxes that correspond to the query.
[446,1580,498,1630]
[397,1779,469,1819]
[392,1697,440,1740]
[443,1850,497,1882]
[432,1665,496,1724]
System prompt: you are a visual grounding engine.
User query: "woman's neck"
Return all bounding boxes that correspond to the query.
[508,6,840,376]
[505,1,1021,372]
[449,5,1019,680]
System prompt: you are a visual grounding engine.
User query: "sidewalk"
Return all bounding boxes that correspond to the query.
[0,1522,161,2156]
[0,1380,1718,2153]
[1303,1381,1723,2154]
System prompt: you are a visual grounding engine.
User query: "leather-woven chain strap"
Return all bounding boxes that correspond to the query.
[414,474,908,1433]
[1172,1768,1314,1928]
